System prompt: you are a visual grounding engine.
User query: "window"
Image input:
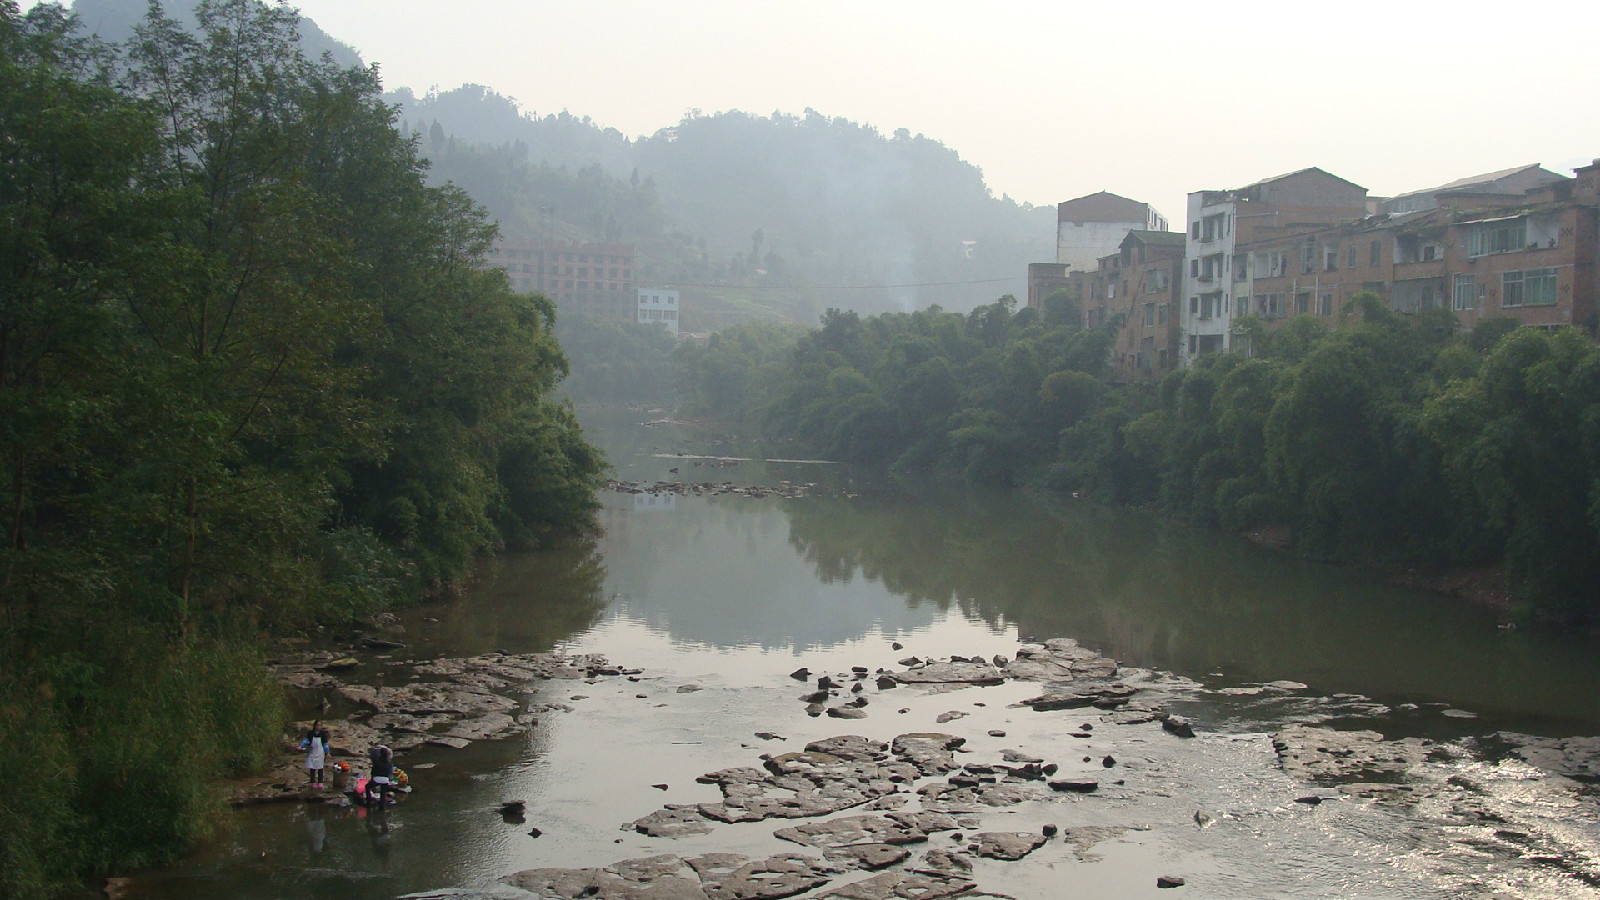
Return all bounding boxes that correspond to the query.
[1191,222,1201,239]
[1295,291,1310,314]
[1233,254,1249,282]
[1468,220,1526,257]
[1158,303,1167,325]
[1503,268,1557,307]
[1347,245,1357,268]
[1143,302,1154,326]
[1190,259,1200,277]
[1453,274,1477,311]
[1324,249,1338,271]
[1300,244,1316,274]
[1145,267,1169,292]
[1370,240,1381,266]
[1319,293,1333,316]
[1260,250,1287,278]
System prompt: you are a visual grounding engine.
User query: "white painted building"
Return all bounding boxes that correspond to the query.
[1179,169,1368,366]
[1057,191,1169,273]
[636,288,680,337]
[1182,191,1238,363]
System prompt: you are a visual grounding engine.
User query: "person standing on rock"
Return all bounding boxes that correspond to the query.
[300,721,329,789]
[367,743,394,805]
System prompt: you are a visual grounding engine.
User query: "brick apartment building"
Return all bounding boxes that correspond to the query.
[490,239,637,324]
[1028,159,1599,378]
[1180,168,1369,364]
[1231,161,1598,344]
[1079,231,1185,382]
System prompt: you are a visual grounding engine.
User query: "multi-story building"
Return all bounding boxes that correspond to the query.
[1379,164,1569,215]
[1081,231,1185,382]
[636,288,681,337]
[1056,191,1169,273]
[1232,160,1599,342]
[1026,262,1072,310]
[490,239,637,324]
[1181,168,1369,364]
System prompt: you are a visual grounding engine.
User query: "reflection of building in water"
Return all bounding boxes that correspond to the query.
[633,492,677,511]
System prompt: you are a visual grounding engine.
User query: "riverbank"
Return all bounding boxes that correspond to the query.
[135,630,1600,899]
[113,463,1600,899]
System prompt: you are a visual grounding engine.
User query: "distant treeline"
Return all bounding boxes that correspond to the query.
[676,295,1600,623]
[1,2,603,893]
[395,86,1055,319]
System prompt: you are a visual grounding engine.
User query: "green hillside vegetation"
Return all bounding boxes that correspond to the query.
[0,2,603,893]
[397,87,1055,321]
[678,296,1600,624]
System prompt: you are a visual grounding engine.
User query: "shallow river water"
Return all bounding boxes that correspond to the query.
[134,409,1600,899]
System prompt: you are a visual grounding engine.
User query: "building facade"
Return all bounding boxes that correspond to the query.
[490,239,637,323]
[1026,262,1072,310]
[1056,191,1169,273]
[1081,231,1185,382]
[1181,168,1369,364]
[637,288,681,337]
[1231,160,1600,343]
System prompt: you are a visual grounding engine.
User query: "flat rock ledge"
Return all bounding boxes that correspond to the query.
[235,650,638,806]
[789,638,1187,726]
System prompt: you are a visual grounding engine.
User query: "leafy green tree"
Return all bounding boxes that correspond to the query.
[1422,327,1600,618]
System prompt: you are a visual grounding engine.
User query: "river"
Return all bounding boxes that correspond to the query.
[131,408,1600,899]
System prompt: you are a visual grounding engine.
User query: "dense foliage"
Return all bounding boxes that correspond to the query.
[680,296,1600,623]
[554,315,679,405]
[0,2,603,893]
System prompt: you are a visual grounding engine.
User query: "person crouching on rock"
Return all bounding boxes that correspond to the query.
[300,721,329,789]
[367,743,394,805]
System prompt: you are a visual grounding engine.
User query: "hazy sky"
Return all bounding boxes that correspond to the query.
[63,0,1600,220]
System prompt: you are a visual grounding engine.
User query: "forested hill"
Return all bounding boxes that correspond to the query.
[396,88,1056,318]
[69,0,360,66]
[67,2,1054,319]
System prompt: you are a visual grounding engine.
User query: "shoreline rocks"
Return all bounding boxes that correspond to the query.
[244,649,639,807]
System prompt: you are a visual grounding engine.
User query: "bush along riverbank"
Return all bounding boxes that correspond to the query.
[0,3,603,895]
[675,297,1600,625]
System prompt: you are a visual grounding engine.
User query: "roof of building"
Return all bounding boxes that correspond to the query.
[1058,190,1153,224]
[1124,229,1186,247]
[1392,164,1567,200]
[1240,166,1367,193]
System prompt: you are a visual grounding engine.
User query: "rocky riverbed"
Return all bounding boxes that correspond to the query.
[240,648,642,806]
[238,636,1600,900]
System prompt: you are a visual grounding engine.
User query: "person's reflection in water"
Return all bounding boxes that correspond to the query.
[363,807,392,865]
[304,806,329,858]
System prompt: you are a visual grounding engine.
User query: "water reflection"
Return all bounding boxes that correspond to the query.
[396,534,610,658]
[780,485,1600,732]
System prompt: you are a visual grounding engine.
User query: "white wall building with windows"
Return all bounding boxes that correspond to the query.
[636,288,680,337]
